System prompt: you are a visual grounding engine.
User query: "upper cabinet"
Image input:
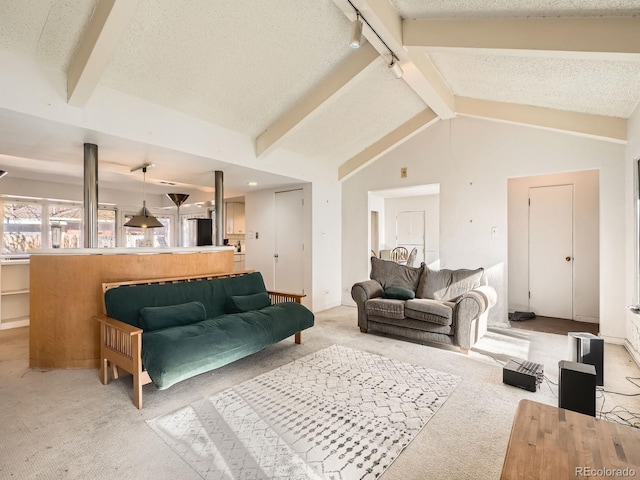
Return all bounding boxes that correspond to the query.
[225,202,245,235]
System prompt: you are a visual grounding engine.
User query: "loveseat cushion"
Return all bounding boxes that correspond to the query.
[365,298,405,320]
[416,267,484,301]
[405,299,455,326]
[370,256,423,291]
[383,286,415,300]
[225,292,271,313]
[139,301,207,331]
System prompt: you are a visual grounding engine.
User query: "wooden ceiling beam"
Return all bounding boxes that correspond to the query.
[338,109,439,180]
[404,16,640,57]
[256,43,380,159]
[67,0,139,107]
[456,97,627,142]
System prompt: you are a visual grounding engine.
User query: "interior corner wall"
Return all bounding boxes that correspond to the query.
[625,103,640,362]
[311,180,342,312]
[508,170,600,323]
[244,181,340,313]
[342,116,626,338]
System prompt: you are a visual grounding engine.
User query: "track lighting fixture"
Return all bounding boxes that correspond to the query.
[348,2,403,79]
[350,13,363,49]
[389,58,404,79]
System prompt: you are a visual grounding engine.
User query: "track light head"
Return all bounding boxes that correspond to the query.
[350,14,363,49]
[389,59,404,79]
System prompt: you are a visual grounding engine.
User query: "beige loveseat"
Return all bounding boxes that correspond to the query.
[351,257,497,353]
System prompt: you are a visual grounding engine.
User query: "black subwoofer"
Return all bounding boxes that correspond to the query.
[558,360,596,417]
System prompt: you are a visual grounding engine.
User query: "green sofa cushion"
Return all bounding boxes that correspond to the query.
[139,301,206,331]
[226,292,271,313]
[142,302,315,389]
[104,271,268,328]
[383,286,415,300]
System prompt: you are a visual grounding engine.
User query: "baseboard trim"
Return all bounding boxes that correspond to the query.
[598,334,625,345]
[313,301,342,313]
[624,340,640,368]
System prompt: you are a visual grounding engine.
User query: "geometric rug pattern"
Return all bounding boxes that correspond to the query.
[147,345,461,480]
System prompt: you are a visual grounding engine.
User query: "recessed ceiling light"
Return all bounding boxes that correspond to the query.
[247,181,258,186]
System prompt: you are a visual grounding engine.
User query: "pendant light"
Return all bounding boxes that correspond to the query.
[124,163,164,229]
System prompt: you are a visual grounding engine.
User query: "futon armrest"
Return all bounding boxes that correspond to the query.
[94,314,142,336]
[268,291,306,304]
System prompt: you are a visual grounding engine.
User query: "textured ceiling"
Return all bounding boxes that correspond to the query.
[100,0,354,138]
[429,51,640,118]
[391,0,640,18]
[0,0,97,71]
[279,60,427,165]
[0,0,638,194]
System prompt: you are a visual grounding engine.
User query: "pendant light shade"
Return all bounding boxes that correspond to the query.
[124,164,163,229]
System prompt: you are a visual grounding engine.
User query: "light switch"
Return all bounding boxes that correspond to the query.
[491,226,498,237]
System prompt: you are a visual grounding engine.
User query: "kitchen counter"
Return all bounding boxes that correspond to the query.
[29,247,234,369]
[29,246,233,255]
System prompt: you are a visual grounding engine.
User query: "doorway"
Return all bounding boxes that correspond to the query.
[507,170,599,329]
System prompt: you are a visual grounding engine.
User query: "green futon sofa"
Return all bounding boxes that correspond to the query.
[96,271,314,408]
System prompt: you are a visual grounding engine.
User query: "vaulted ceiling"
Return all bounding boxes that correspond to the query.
[0,0,638,197]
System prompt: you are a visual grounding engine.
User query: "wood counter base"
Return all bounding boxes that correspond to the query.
[29,250,233,369]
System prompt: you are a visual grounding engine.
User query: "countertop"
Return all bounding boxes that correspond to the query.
[28,246,234,256]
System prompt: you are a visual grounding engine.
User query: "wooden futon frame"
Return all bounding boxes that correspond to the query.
[94,271,305,409]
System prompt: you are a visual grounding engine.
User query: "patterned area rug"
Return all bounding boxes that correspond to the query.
[147,345,461,480]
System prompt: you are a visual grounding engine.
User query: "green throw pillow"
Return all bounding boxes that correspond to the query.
[139,301,207,331]
[225,292,271,313]
[383,286,415,300]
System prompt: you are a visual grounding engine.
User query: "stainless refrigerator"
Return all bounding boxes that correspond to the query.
[185,218,213,246]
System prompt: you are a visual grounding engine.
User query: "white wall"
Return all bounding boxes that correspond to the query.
[244,180,341,313]
[342,117,626,339]
[508,170,599,323]
[626,103,640,362]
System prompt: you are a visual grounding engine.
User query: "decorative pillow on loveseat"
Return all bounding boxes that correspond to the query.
[139,301,207,331]
[416,267,485,301]
[370,256,423,291]
[383,286,416,300]
[225,292,271,314]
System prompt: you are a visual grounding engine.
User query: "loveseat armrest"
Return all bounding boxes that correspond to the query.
[454,285,498,351]
[351,280,383,330]
[351,280,383,304]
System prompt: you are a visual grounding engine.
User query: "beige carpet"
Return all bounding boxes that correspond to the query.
[1,306,640,479]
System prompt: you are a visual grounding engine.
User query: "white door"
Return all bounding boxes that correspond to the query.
[274,189,304,294]
[529,185,574,319]
[396,210,425,265]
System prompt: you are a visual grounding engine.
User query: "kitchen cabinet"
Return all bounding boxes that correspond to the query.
[0,259,30,330]
[233,253,245,272]
[226,202,245,235]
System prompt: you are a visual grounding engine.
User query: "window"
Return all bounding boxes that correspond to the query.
[3,202,42,253]
[49,205,83,248]
[98,208,116,248]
